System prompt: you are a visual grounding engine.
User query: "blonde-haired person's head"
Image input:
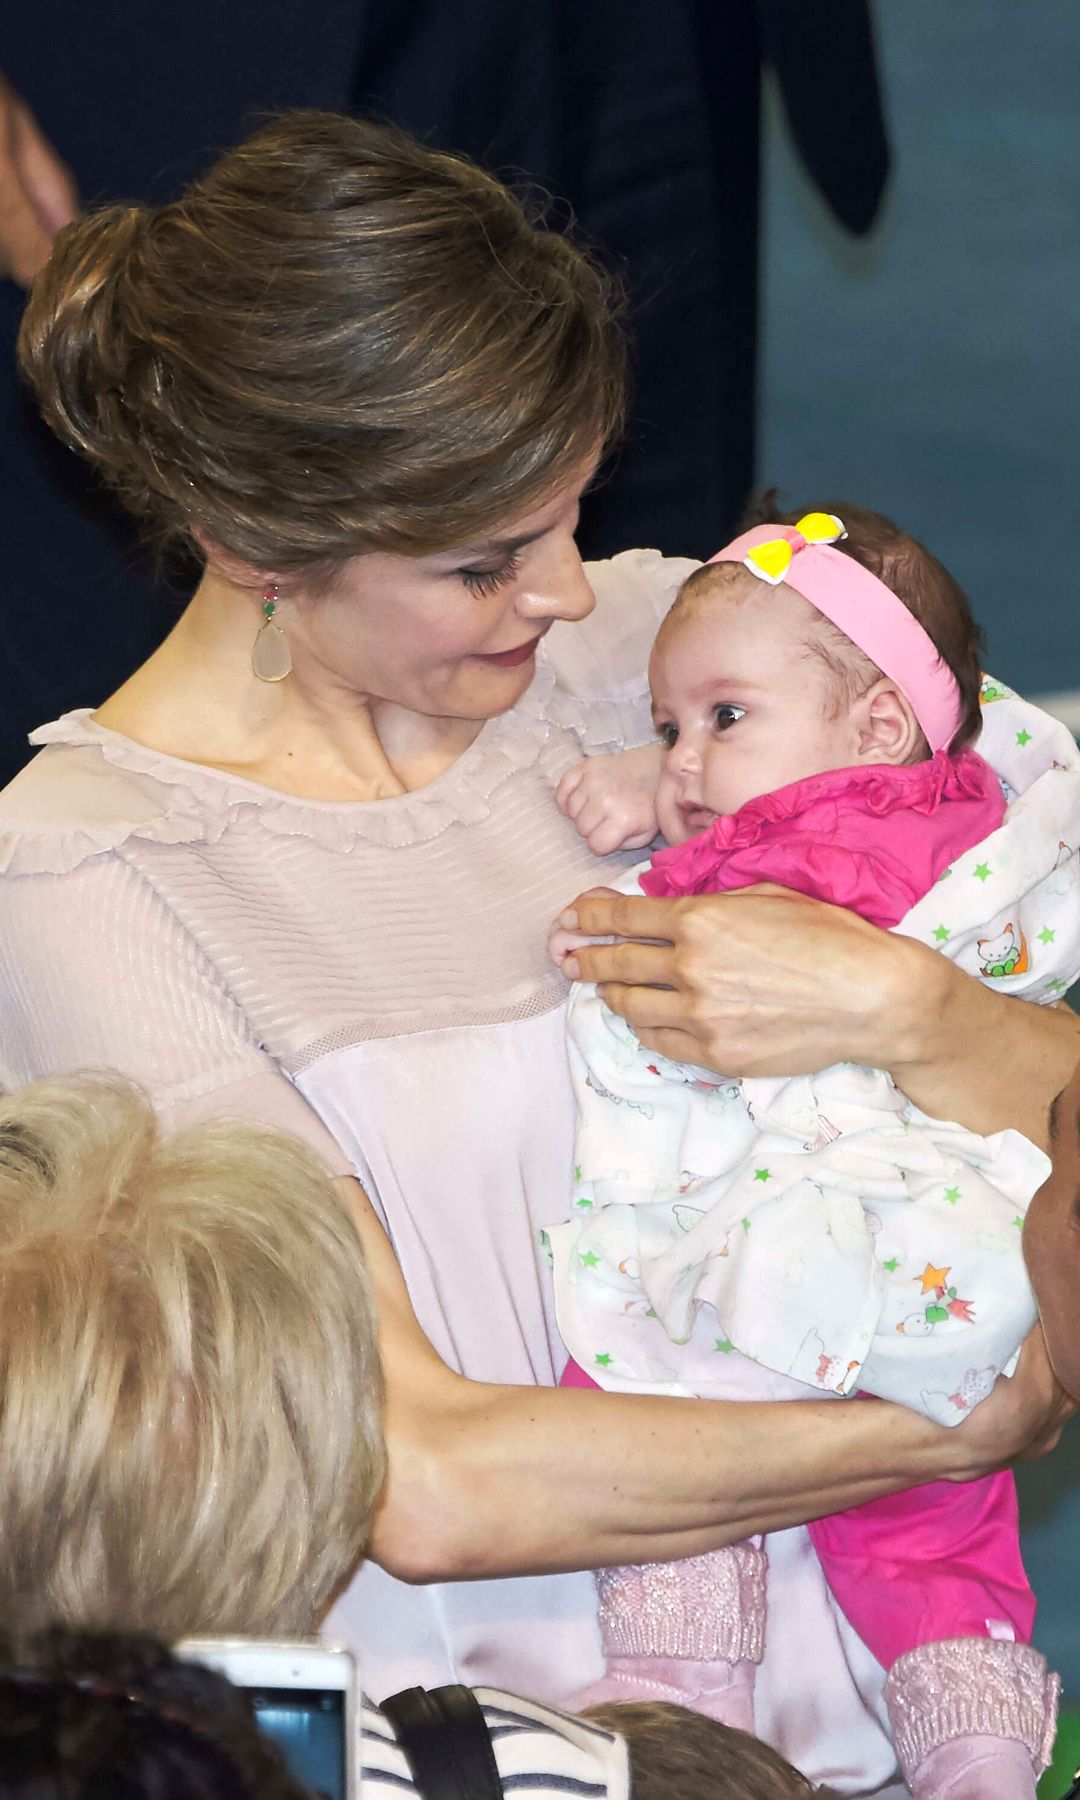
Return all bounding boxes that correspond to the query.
[0,1073,384,1639]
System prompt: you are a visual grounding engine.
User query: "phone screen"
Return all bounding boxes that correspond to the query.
[249,1686,347,1800]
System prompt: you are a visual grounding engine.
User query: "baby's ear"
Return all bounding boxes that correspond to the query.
[854,678,923,764]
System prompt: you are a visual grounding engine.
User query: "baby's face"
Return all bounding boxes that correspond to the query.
[649,582,866,841]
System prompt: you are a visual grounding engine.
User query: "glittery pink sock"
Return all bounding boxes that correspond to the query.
[570,1653,756,1730]
[569,1545,766,1729]
[885,1638,1057,1800]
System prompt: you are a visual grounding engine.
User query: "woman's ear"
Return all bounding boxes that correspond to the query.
[191,529,276,592]
[854,677,924,764]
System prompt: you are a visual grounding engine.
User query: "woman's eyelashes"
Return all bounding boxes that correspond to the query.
[458,550,522,597]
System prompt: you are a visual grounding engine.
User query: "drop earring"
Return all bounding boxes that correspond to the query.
[251,581,292,682]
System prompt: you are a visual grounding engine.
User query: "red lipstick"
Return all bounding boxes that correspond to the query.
[473,635,545,668]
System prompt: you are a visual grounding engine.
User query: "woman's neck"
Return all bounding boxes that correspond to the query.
[93,571,484,801]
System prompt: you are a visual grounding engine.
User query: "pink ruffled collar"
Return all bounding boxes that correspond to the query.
[644,749,1001,898]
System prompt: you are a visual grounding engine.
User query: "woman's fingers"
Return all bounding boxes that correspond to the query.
[950,1325,1076,1477]
[629,1026,707,1064]
[574,940,675,987]
[1010,1328,1077,1462]
[593,981,684,1030]
[565,884,932,1077]
[568,889,681,942]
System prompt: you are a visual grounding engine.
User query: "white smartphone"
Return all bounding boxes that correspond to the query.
[178,1638,359,1800]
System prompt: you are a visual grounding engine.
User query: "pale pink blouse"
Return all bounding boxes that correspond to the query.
[0,551,903,1797]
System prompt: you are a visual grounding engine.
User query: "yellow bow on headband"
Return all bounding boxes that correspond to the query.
[744,512,847,585]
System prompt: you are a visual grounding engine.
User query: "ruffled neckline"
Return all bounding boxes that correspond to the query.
[644,750,999,893]
[719,748,992,838]
[5,705,564,873]
[5,617,659,877]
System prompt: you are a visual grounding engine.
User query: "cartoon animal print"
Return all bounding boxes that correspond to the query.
[645,1063,743,1103]
[815,1351,860,1392]
[977,922,1029,978]
[978,677,1010,705]
[1047,841,1076,898]
[947,1366,997,1412]
[897,1263,975,1335]
[670,1202,731,1262]
[795,1329,859,1394]
[803,1115,841,1154]
[921,1366,998,1418]
[585,1072,655,1118]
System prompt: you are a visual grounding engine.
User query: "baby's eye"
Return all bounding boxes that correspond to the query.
[713,704,746,732]
[656,721,679,749]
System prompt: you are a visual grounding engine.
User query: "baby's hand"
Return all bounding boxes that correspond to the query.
[547,887,620,969]
[555,744,662,856]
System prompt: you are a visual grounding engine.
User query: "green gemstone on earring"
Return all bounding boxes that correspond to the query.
[262,599,276,621]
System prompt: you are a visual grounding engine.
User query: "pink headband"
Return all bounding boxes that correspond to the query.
[708,512,963,753]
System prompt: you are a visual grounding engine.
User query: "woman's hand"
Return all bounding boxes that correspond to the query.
[559,883,934,1078]
[944,1326,1077,1481]
[559,883,1080,1143]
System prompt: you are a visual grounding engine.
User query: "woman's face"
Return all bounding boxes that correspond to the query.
[293,465,597,720]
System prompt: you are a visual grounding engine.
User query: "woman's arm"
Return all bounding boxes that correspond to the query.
[1024,1056,1080,1400]
[558,885,1080,1150]
[345,1182,1072,1586]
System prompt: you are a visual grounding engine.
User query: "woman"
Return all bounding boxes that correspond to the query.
[2,112,1075,1796]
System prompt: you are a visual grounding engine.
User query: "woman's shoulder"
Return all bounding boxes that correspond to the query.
[0,710,216,878]
[522,548,699,753]
[544,548,699,696]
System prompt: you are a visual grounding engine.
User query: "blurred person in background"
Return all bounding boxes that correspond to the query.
[0,1629,842,1799]
[0,1630,319,1800]
[0,1076,836,1798]
[0,1076,632,1800]
[0,0,887,783]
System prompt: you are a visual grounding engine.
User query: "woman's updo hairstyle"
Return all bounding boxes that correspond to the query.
[19,111,627,575]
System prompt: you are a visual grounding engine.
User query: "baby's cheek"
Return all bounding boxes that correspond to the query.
[655,773,689,845]
[700,742,778,817]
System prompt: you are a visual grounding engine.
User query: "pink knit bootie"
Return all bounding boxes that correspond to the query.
[570,1543,767,1730]
[884,1637,1059,1800]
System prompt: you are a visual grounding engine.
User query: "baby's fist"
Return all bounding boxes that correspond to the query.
[555,745,662,857]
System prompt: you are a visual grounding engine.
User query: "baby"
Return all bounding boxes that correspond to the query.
[546,506,1080,1799]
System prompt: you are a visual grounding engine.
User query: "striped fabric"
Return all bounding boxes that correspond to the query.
[360,1689,629,1798]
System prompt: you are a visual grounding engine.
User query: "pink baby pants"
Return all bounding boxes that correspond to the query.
[560,1357,1057,1794]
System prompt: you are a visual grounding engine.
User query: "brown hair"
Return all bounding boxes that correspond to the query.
[19,111,626,574]
[0,1072,384,1640]
[581,1701,835,1799]
[0,1628,316,1800]
[672,497,985,755]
